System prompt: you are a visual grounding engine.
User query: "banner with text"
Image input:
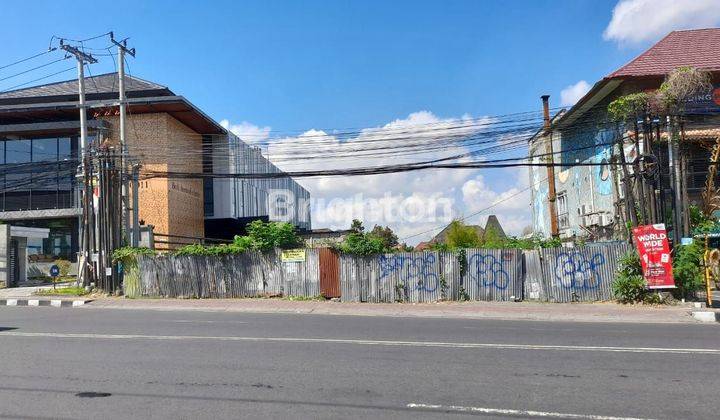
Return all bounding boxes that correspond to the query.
[632,224,675,289]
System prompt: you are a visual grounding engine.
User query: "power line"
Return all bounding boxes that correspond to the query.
[0,48,57,71]
[0,56,71,83]
[0,67,76,93]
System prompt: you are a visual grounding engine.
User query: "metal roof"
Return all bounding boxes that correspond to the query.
[0,73,170,102]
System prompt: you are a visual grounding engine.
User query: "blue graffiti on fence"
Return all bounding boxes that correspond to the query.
[467,253,510,290]
[378,254,438,292]
[553,251,606,289]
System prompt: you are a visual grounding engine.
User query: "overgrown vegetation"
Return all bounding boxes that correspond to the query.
[173,221,303,256]
[431,220,561,251]
[672,241,705,300]
[612,251,650,303]
[608,66,712,121]
[689,204,720,234]
[337,220,397,256]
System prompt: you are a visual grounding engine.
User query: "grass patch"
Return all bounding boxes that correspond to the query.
[35,286,87,296]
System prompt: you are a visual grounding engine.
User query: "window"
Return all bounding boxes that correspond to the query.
[0,137,78,212]
[557,191,569,229]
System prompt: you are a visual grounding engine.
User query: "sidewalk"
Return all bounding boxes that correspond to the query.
[85,298,706,324]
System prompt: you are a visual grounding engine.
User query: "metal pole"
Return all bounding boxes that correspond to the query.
[667,116,683,248]
[132,165,140,247]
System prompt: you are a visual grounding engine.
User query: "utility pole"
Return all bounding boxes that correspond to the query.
[60,40,97,287]
[132,164,141,247]
[541,95,560,238]
[667,115,683,248]
[110,32,136,246]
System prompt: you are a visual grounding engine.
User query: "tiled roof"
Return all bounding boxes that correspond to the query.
[608,28,720,79]
[0,72,169,100]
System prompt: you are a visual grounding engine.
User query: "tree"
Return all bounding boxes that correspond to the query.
[445,220,482,249]
[369,225,399,249]
[350,219,365,234]
[245,220,303,251]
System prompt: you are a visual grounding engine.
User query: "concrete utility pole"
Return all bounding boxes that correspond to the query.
[60,40,97,286]
[667,115,684,247]
[131,164,141,247]
[110,32,136,246]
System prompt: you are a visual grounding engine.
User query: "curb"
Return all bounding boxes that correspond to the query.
[691,311,720,323]
[0,299,92,308]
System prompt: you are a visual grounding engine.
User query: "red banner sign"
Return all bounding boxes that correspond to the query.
[632,224,675,289]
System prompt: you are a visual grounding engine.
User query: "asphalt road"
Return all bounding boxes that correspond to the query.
[0,307,718,419]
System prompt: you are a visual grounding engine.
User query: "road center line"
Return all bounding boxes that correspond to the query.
[1,331,718,355]
[406,403,656,420]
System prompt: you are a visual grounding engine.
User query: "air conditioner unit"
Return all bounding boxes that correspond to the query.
[585,214,601,226]
[600,213,614,226]
[579,204,594,216]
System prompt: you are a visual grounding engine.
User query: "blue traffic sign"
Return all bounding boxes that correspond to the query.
[49,265,60,277]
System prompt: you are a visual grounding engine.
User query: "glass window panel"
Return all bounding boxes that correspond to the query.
[32,138,57,162]
[30,168,58,210]
[58,137,72,161]
[57,165,73,208]
[0,141,5,164]
[5,139,31,164]
[4,173,30,211]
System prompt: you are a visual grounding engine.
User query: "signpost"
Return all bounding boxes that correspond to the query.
[632,224,676,289]
[50,264,60,290]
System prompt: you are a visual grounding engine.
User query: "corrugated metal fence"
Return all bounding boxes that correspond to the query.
[339,249,524,303]
[527,242,632,302]
[132,249,319,298]
[130,242,631,302]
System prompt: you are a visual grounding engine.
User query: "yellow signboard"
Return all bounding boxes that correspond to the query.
[281,249,306,262]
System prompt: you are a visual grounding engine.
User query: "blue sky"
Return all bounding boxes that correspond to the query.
[1,0,634,129]
[2,0,719,241]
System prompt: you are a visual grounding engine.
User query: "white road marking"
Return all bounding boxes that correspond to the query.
[50,300,61,307]
[28,300,39,307]
[0,331,718,355]
[168,320,249,324]
[6,299,17,306]
[406,403,655,420]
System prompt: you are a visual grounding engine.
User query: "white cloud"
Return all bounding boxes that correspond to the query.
[222,111,533,244]
[460,169,532,235]
[604,0,720,45]
[220,119,271,144]
[560,80,591,106]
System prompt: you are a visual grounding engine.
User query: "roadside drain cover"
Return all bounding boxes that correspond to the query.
[76,392,112,398]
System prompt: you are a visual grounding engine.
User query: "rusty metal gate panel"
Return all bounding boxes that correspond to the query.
[319,248,341,298]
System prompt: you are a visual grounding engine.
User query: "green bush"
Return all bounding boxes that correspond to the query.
[672,242,705,299]
[171,221,302,256]
[612,251,650,303]
[338,232,386,256]
[246,220,302,251]
[612,274,647,303]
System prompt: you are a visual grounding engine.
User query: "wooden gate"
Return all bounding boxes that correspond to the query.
[318,248,340,298]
